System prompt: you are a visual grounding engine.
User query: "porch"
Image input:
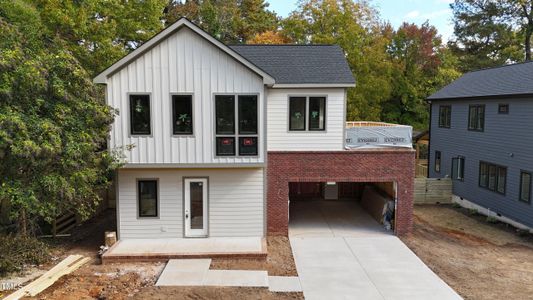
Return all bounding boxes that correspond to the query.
[101,237,267,264]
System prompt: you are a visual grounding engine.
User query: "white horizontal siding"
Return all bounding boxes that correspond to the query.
[107,27,265,164]
[117,168,264,239]
[266,88,346,151]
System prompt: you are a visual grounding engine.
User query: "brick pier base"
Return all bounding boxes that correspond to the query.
[267,150,415,236]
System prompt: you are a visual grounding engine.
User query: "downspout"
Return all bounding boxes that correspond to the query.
[427,100,432,178]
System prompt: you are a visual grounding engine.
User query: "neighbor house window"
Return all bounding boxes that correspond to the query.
[451,156,465,181]
[172,95,193,135]
[289,96,326,131]
[215,95,258,156]
[434,151,441,173]
[138,180,158,218]
[130,94,151,135]
[498,104,509,114]
[468,104,485,131]
[479,161,506,194]
[439,105,451,128]
[520,171,532,203]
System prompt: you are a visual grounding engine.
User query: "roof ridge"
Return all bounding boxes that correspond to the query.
[229,44,338,47]
[466,60,533,74]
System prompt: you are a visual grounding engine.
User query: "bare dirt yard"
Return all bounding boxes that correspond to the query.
[402,204,533,300]
[2,209,302,299]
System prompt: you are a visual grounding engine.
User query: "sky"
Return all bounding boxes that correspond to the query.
[266,0,455,41]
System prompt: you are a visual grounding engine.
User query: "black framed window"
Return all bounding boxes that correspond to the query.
[215,95,258,156]
[138,180,158,218]
[216,137,235,156]
[438,105,451,128]
[130,94,151,135]
[434,151,441,173]
[520,171,532,203]
[172,95,193,135]
[498,104,509,114]
[451,156,465,181]
[479,161,506,194]
[238,95,258,134]
[468,105,485,131]
[215,95,235,135]
[289,97,306,131]
[309,97,326,131]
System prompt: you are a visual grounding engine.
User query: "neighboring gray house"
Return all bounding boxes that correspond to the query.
[428,61,533,231]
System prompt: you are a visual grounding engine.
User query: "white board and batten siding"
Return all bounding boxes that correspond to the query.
[266,88,346,151]
[118,168,264,239]
[106,27,265,165]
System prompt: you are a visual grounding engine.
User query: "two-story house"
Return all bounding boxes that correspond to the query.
[428,62,533,232]
[94,18,415,259]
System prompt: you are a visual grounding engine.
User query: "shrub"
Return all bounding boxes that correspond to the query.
[0,235,50,277]
[486,216,498,224]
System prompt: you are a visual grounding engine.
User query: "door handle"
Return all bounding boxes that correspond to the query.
[185,211,189,219]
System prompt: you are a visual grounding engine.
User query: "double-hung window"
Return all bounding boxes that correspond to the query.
[172,95,193,135]
[479,161,506,194]
[520,171,532,204]
[138,179,158,218]
[289,96,326,131]
[451,156,465,181]
[130,94,151,135]
[438,105,451,128]
[215,95,258,156]
[468,105,485,131]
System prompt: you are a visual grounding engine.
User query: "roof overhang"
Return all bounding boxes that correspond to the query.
[271,83,355,89]
[93,18,275,85]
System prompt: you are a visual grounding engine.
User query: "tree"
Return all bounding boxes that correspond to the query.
[282,0,393,121]
[0,1,120,235]
[248,30,290,44]
[449,0,527,72]
[165,0,278,43]
[383,22,460,129]
[33,0,168,76]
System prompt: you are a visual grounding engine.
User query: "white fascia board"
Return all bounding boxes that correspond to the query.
[93,18,275,85]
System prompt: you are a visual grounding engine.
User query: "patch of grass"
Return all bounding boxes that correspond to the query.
[452,202,461,208]
[468,208,479,216]
[0,235,50,277]
[486,216,498,224]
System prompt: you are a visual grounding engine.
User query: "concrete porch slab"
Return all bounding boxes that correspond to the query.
[102,237,267,263]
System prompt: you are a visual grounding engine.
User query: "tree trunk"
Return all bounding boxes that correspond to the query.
[18,209,27,236]
[526,29,532,61]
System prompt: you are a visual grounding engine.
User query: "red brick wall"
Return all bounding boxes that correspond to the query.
[267,150,415,236]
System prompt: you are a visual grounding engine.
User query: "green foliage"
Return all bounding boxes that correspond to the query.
[486,216,499,224]
[449,0,528,72]
[0,235,50,276]
[165,0,278,43]
[0,0,121,234]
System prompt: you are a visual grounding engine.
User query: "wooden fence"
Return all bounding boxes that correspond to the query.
[414,178,452,204]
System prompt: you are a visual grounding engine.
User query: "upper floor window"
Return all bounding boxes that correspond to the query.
[215,95,258,156]
[498,104,509,114]
[434,151,441,173]
[130,94,151,135]
[468,104,485,131]
[451,156,465,181]
[520,171,531,204]
[289,96,326,131]
[438,105,451,128]
[138,179,158,218]
[479,161,506,194]
[172,95,193,135]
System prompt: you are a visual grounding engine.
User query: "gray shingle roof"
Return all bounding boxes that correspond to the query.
[230,45,355,85]
[428,61,533,100]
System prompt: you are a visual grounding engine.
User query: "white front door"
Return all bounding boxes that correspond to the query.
[184,178,208,237]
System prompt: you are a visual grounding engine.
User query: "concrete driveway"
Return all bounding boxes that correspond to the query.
[289,200,461,300]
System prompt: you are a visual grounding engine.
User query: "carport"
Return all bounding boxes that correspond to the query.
[288,182,395,237]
